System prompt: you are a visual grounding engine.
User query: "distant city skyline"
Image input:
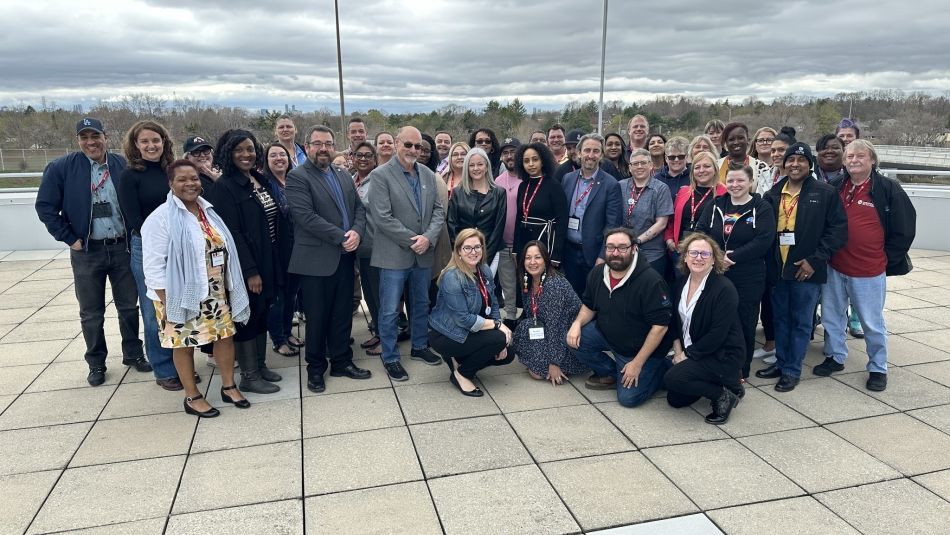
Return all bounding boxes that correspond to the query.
[2,0,949,113]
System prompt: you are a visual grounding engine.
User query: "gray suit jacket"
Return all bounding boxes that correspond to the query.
[286,159,366,276]
[367,158,445,270]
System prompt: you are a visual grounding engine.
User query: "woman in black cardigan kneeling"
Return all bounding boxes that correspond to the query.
[664,232,745,425]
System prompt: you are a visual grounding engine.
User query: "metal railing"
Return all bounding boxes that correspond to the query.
[876,145,950,168]
[0,149,71,172]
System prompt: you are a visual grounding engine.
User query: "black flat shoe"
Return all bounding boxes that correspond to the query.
[307,375,326,393]
[329,363,372,380]
[220,385,250,408]
[755,365,782,379]
[122,356,152,373]
[184,394,220,418]
[450,372,483,398]
[774,375,800,392]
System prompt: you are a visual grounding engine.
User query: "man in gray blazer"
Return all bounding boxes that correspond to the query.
[368,126,445,381]
[287,125,371,393]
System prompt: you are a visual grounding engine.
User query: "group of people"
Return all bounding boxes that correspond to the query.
[35,113,916,425]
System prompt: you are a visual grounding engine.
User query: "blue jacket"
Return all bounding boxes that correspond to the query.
[429,264,501,344]
[561,168,623,265]
[35,151,129,247]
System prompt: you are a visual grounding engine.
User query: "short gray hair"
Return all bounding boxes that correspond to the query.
[629,148,651,160]
[845,138,878,164]
[577,133,605,152]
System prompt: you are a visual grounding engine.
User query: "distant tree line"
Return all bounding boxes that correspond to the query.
[2,89,950,152]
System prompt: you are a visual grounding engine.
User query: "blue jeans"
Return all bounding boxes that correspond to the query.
[267,273,301,347]
[772,279,821,379]
[378,266,431,363]
[822,267,888,373]
[130,235,176,380]
[571,321,672,407]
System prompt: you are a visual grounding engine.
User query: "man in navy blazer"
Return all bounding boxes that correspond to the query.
[561,133,623,295]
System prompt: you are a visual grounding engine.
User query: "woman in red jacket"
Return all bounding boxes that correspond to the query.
[664,151,726,277]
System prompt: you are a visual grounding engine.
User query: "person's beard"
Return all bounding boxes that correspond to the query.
[607,255,631,272]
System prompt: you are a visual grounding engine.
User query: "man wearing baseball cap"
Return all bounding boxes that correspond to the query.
[36,118,147,386]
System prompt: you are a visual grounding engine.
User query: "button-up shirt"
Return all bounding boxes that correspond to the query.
[88,157,124,239]
[567,170,598,244]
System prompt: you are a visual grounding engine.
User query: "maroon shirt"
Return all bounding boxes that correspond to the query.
[830,181,885,277]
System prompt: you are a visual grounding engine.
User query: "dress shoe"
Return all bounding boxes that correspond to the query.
[87,366,106,387]
[813,357,845,377]
[867,372,888,392]
[307,375,326,393]
[156,377,184,391]
[259,366,282,382]
[220,385,250,408]
[584,374,616,390]
[450,372,484,397]
[384,361,409,382]
[397,328,411,342]
[705,388,739,425]
[330,363,372,380]
[410,347,442,366]
[183,394,220,418]
[774,375,800,392]
[122,356,152,373]
[755,365,782,379]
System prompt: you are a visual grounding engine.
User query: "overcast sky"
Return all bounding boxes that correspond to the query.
[2,0,948,113]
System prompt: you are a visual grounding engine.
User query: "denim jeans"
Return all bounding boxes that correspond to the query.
[570,321,672,407]
[822,266,888,373]
[378,266,431,363]
[70,239,143,367]
[130,235,176,380]
[772,279,821,379]
[267,273,301,348]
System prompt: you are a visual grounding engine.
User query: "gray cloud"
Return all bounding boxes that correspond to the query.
[1,0,948,112]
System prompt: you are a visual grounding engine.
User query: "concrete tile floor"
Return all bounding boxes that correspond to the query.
[1,250,950,533]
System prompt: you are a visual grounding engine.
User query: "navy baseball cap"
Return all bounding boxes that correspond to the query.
[183,136,213,154]
[76,118,104,135]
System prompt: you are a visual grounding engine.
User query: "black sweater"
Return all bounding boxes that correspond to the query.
[514,175,569,263]
[118,160,168,234]
[671,271,745,366]
[696,194,776,283]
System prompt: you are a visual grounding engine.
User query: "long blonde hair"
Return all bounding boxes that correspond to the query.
[439,228,486,283]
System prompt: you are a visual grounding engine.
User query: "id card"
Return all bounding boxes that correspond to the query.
[211,250,225,267]
[91,201,113,219]
[779,232,796,246]
[529,326,545,340]
[567,217,580,230]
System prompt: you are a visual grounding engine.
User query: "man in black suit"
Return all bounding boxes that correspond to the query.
[287,125,371,393]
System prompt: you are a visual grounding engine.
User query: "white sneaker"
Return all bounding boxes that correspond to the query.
[763,355,777,364]
[753,347,776,359]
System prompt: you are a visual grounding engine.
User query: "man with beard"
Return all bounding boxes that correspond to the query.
[287,125,372,393]
[560,134,623,295]
[495,137,522,327]
[567,227,673,407]
[434,131,452,174]
[367,126,446,381]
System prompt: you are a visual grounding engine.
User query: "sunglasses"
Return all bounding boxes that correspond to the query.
[401,141,424,150]
[475,138,492,145]
[666,154,687,161]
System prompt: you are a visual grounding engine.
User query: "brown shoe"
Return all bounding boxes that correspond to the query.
[584,374,616,390]
[156,377,184,391]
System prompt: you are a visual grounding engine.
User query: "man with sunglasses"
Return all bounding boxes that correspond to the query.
[366,126,446,381]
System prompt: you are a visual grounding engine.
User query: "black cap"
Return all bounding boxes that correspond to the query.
[183,136,213,154]
[500,137,521,150]
[783,142,814,168]
[565,129,585,145]
[76,118,104,135]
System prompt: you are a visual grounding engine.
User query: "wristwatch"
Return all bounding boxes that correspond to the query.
[493,320,502,330]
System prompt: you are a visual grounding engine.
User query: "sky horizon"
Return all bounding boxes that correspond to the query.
[2,0,948,114]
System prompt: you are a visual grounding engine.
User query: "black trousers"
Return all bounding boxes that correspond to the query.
[358,256,381,333]
[664,356,741,408]
[760,277,776,342]
[429,329,511,379]
[728,273,765,379]
[234,290,270,342]
[300,253,356,378]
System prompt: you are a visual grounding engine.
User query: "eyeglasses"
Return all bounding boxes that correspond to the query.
[461,245,483,254]
[474,138,492,145]
[354,152,374,160]
[307,141,335,148]
[605,245,632,254]
[630,161,651,168]
[666,154,687,161]
[686,250,713,259]
[401,141,424,150]
[189,148,212,157]
[755,138,775,144]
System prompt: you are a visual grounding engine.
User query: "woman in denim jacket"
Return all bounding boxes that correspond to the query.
[429,228,514,396]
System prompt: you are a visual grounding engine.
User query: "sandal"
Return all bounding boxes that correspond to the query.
[360,336,381,349]
[273,344,300,357]
[366,344,382,356]
[287,335,305,348]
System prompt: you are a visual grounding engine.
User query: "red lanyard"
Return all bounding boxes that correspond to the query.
[689,187,712,225]
[841,179,870,208]
[446,173,458,200]
[529,282,544,320]
[521,176,544,221]
[476,271,490,313]
[626,183,646,218]
[573,178,596,210]
[780,194,800,230]
[196,206,215,241]
[91,169,110,192]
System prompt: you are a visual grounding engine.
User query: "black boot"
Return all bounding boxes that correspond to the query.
[705,388,739,425]
[238,339,280,394]
[255,333,282,383]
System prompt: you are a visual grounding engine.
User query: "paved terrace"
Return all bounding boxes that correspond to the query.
[1,248,950,535]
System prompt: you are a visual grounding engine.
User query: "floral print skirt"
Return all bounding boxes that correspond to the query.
[154,248,236,349]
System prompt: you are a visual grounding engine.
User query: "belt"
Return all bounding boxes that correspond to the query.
[87,236,126,246]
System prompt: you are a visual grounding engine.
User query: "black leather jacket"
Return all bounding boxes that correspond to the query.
[447,185,507,262]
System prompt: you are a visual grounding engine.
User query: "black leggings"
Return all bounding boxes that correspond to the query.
[429,329,511,379]
[664,357,741,408]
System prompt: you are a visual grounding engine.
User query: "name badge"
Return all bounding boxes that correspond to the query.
[211,250,225,267]
[567,217,580,230]
[91,201,113,219]
[779,232,796,246]
[529,326,545,340]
